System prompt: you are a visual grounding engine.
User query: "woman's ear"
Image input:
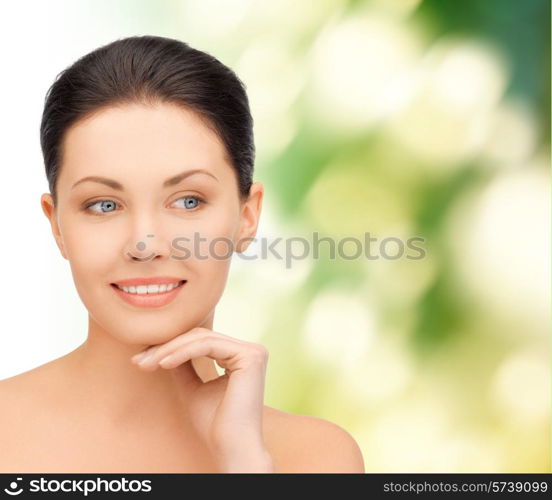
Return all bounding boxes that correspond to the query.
[41,193,68,260]
[235,182,264,254]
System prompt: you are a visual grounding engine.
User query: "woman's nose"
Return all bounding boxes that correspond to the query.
[122,210,193,261]
[125,233,158,261]
[122,209,177,261]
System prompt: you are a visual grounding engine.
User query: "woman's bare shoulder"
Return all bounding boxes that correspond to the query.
[262,405,365,473]
[0,363,60,420]
[0,371,43,443]
[0,369,38,401]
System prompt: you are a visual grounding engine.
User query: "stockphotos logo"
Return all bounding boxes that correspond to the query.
[3,478,23,495]
[2,477,152,496]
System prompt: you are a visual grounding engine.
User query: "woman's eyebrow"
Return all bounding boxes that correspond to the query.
[71,168,219,191]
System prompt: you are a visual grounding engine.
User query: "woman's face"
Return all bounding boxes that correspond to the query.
[41,102,263,345]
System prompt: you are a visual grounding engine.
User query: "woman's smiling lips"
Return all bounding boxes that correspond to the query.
[112,276,185,287]
[110,276,187,308]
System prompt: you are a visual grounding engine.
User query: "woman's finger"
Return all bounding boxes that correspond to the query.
[157,336,251,373]
[131,328,244,365]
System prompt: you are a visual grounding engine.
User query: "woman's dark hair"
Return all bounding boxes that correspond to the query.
[40,35,255,207]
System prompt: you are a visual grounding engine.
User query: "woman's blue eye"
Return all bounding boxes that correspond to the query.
[173,196,205,210]
[83,196,205,215]
[85,200,117,214]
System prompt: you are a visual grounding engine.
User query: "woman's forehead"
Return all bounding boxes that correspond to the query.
[60,102,231,186]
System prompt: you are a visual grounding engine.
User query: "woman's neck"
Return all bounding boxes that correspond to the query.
[57,317,220,430]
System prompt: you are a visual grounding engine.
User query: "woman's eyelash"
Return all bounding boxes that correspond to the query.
[82,196,206,215]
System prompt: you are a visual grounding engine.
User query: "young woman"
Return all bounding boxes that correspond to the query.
[0,35,365,473]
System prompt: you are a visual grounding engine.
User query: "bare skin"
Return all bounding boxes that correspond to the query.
[0,364,364,473]
[0,353,364,473]
[0,102,365,473]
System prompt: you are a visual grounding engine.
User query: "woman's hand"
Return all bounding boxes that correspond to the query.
[130,327,274,473]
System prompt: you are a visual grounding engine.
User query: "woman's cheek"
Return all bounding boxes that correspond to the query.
[175,213,236,261]
[187,232,234,284]
[183,225,236,305]
[66,229,115,270]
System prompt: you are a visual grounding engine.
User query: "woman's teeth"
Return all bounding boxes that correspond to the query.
[115,280,185,294]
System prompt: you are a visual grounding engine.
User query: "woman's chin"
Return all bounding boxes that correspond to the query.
[88,307,207,345]
[107,325,194,346]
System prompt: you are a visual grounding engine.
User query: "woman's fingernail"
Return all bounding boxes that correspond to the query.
[139,351,157,364]
[132,351,148,362]
[159,355,173,366]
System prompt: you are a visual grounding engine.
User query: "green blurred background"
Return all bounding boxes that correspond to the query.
[97,0,550,471]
